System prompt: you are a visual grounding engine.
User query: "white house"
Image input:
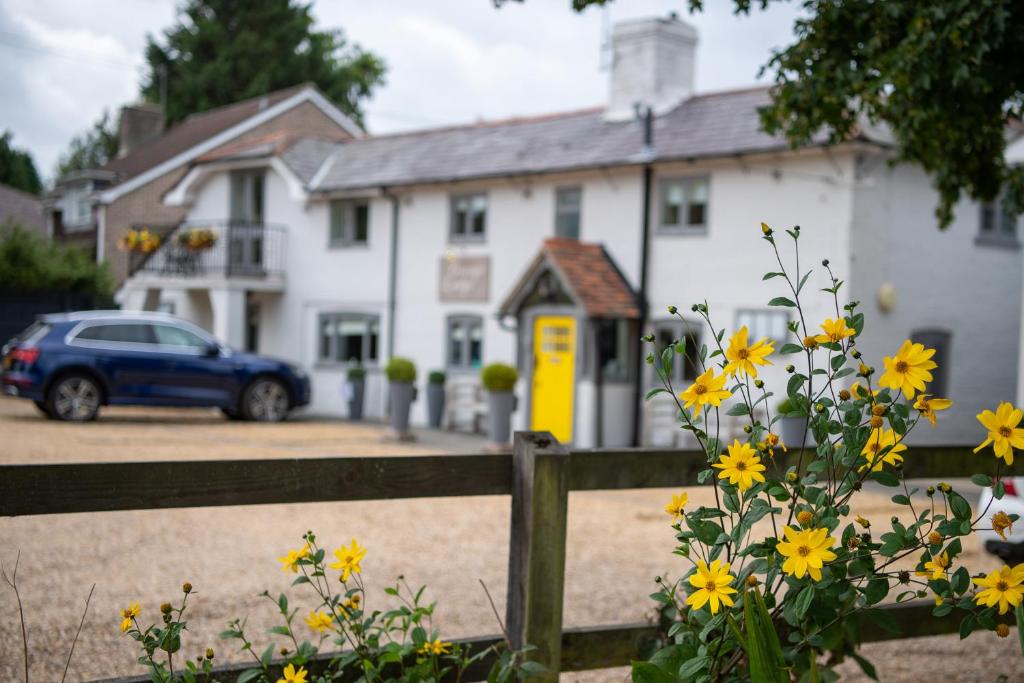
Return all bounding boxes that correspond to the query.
[118,14,1022,448]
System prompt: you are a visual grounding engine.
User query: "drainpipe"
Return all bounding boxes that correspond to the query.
[630,106,654,447]
[384,188,400,359]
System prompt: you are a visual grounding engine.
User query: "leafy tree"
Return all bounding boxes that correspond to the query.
[0,131,42,195]
[513,0,1024,227]
[55,111,120,179]
[0,221,112,294]
[141,0,386,128]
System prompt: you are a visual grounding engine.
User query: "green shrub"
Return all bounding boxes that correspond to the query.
[347,363,366,381]
[428,370,446,385]
[385,357,416,383]
[0,221,112,295]
[480,363,518,392]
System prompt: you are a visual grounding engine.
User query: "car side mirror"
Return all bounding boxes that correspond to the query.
[204,342,221,357]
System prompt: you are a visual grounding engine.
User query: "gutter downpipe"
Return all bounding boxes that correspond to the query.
[384,187,399,359]
[630,106,654,447]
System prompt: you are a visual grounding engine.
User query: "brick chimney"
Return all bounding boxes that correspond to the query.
[117,103,165,158]
[605,14,698,121]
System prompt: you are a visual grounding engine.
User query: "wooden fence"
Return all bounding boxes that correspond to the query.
[1,434,1010,682]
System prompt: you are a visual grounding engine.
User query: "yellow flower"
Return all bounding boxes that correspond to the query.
[849,382,879,400]
[664,492,689,522]
[419,638,451,656]
[304,611,333,633]
[858,428,907,473]
[712,440,766,492]
[330,538,367,581]
[776,526,837,581]
[974,402,1024,465]
[685,559,737,614]
[855,516,870,529]
[277,663,308,683]
[679,368,732,410]
[934,594,943,606]
[723,326,774,378]
[277,544,310,573]
[993,511,1014,541]
[913,394,952,427]
[340,593,362,617]
[916,552,951,580]
[763,432,787,454]
[972,565,1024,615]
[878,340,937,399]
[119,601,141,633]
[814,318,855,345]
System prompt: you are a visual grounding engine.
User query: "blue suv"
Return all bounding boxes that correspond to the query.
[1,311,311,422]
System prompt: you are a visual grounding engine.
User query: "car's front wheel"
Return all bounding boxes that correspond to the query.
[47,374,102,422]
[240,378,290,422]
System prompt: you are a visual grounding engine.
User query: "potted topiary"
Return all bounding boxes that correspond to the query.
[481,363,518,446]
[426,370,446,429]
[346,362,366,420]
[386,357,417,439]
[776,397,809,448]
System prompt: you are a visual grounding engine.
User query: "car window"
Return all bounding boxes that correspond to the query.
[152,324,210,350]
[74,323,156,345]
[13,321,51,344]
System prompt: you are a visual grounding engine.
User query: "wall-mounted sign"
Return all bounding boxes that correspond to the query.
[439,255,490,302]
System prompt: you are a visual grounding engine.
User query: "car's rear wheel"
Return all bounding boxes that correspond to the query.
[33,400,54,419]
[47,374,101,422]
[240,378,290,422]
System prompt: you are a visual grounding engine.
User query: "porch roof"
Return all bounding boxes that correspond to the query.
[499,238,641,319]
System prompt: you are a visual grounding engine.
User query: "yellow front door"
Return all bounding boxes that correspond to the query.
[530,316,576,443]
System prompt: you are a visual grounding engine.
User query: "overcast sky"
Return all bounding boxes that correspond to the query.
[0,0,803,181]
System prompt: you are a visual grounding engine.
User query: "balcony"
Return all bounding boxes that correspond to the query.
[128,221,286,288]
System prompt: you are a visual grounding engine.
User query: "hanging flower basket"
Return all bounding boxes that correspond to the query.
[118,228,161,254]
[176,227,218,251]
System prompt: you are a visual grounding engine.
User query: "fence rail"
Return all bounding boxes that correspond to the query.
[1,438,1011,682]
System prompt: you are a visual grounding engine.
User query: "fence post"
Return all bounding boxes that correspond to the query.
[506,431,569,681]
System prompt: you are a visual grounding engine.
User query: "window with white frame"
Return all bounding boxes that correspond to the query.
[554,186,582,239]
[318,313,379,364]
[979,195,1019,245]
[329,199,370,247]
[450,193,487,241]
[735,309,789,344]
[446,315,483,369]
[659,176,709,232]
[229,170,264,224]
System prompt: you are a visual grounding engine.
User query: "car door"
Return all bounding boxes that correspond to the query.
[149,323,236,406]
[72,322,170,403]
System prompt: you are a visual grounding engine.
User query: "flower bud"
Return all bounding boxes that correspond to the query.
[898,570,911,585]
[655,575,662,583]
[939,482,952,493]
[646,353,654,365]
[858,363,872,376]
[746,575,759,587]
[847,537,860,549]
[754,379,764,389]
[182,582,192,594]
[851,348,862,359]
[855,516,870,528]
[838,389,851,401]
[785,364,795,373]
[852,481,862,491]
[869,415,884,429]
[641,334,655,343]
[997,623,1011,638]
[786,472,798,483]
[794,225,801,233]
[928,531,942,545]
[871,404,887,416]
[797,510,813,527]
[205,648,215,660]
[815,403,825,414]
[667,305,678,315]
[821,259,830,267]
[760,222,773,236]
[803,336,818,349]
[160,602,173,615]
[691,304,699,312]
[743,424,753,434]
[280,648,290,656]
[926,486,935,496]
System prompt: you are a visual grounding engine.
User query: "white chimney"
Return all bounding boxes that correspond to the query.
[605,14,698,121]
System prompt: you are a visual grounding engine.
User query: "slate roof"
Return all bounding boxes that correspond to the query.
[304,87,849,193]
[0,183,44,233]
[500,238,641,319]
[100,83,312,182]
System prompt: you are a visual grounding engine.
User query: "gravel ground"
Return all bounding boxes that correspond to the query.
[1,397,1021,682]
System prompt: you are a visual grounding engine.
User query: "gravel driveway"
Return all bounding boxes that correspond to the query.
[1,397,1020,682]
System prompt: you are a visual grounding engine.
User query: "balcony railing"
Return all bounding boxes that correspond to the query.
[128,221,286,280]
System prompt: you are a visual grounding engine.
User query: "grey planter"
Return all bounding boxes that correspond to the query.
[487,391,517,444]
[389,381,416,435]
[427,383,445,428]
[779,416,810,449]
[347,378,365,420]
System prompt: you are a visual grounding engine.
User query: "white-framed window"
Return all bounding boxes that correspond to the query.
[318,313,379,364]
[735,309,789,344]
[596,319,632,381]
[450,193,487,242]
[979,195,1019,245]
[446,315,483,369]
[659,176,709,232]
[554,186,582,239]
[230,170,265,224]
[329,199,370,247]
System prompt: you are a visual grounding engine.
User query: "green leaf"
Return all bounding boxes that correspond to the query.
[726,403,750,416]
[236,670,264,683]
[794,585,815,619]
[678,656,711,679]
[631,661,677,683]
[797,270,813,294]
[259,643,274,667]
[864,577,888,606]
[970,473,992,487]
[871,471,900,487]
[763,272,785,280]
[891,494,910,505]
[958,613,978,640]
[948,492,972,521]
[645,387,668,400]
[851,653,878,681]
[1016,601,1024,657]
[768,296,797,308]
[787,374,805,398]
